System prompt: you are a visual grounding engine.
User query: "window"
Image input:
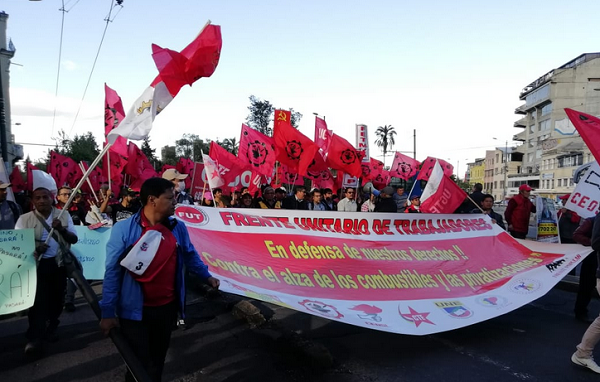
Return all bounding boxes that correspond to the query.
[541,103,553,116]
[528,139,535,148]
[539,119,551,131]
[496,154,500,162]
[557,179,562,187]
[564,178,569,187]
[551,179,554,189]
[495,168,499,175]
[569,178,574,187]
[527,153,534,162]
[558,154,583,168]
[494,181,497,189]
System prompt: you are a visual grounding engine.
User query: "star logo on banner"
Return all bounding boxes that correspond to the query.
[362,164,371,177]
[340,149,357,165]
[398,306,435,327]
[396,162,412,176]
[285,140,303,160]
[247,141,268,167]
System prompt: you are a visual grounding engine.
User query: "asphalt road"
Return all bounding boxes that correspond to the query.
[0,285,599,382]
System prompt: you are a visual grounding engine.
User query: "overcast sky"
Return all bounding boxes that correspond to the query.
[4,0,600,176]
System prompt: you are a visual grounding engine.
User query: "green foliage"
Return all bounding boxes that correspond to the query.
[219,137,239,155]
[246,95,274,136]
[141,137,157,162]
[52,130,100,164]
[175,133,210,162]
[290,108,302,129]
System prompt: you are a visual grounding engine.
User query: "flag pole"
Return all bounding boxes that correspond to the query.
[107,149,112,193]
[45,143,112,244]
[78,162,99,203]
[190,162,197,200]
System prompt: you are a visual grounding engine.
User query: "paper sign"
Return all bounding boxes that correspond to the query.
[0,229,37,315]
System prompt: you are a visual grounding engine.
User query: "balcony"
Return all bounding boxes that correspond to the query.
[513,116,527,128]
[513,130,526,142]
[514,104,527,115]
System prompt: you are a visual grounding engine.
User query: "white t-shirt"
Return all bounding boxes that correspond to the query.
[16,212,76,259]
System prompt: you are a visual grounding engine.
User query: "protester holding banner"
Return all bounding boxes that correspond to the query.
[393,186,408,212]
[322,188,337,211]
[0,182,21,229]
[99,177,220,381]
[505,184,536,239]
[258,187,281,209]
[308,188,326,211]
[572,213,600,373]
[337,187,358,212]
[375,187,397,213]
[472,194,505,230]
[16,187,78,356]
[283,186,309,210]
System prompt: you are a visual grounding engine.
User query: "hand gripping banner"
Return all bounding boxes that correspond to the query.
[175,206,590,335]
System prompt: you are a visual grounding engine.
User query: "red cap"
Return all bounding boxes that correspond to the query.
[519,184,532,191]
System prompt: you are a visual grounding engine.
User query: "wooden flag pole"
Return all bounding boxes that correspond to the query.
[78,162,99,203]
[107,149,112,193]
[46,143,111,244]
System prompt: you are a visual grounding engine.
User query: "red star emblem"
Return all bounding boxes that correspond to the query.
[398,306,434,327]
[210,169,220,180]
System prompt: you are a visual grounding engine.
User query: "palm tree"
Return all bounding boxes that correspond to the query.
[221,137,239,156]
[374,125,397,167]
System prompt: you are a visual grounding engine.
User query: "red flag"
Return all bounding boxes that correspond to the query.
[312,168,335,190]
[151,24,222,98]
[420,161,467,213]
[273,120,319,177]
[48,151,83,188]
[102,150,128,194]
[565,108,600,161]
[325,133,364,178]
[362,158,384,181]
[125,143,157,184]
[417,157,454,181]
[372,169,391,190]
[390,152,420,180]
[9,166,26,193]
[274,109,292,130]
[238,124,276,176]
[104,84,129,158]
[209,141,249,186]
[314,116,331,151]
[305,151,329,181]
[177,157,195,189]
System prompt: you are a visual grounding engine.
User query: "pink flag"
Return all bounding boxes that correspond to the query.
[104,84,129,158]
[420,161,467,213]
[390,152,420,180]
[417,157,453,181]
[238,124,276,176]
[362,158,384,181]
[325,133,364,178]
[565,108,600,161]
[177,157,195,189]
[202,153,225,188]
[209,141,249,186]
[314,116,331,151]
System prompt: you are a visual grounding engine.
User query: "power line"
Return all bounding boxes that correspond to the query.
[50,0,67,137]
[68,0,121,136]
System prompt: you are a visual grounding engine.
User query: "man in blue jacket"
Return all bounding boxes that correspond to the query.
[99,177,219,381]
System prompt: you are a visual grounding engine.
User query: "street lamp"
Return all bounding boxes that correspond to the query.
[493,138,508,200]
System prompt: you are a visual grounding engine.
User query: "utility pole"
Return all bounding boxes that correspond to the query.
[504,140,508,200]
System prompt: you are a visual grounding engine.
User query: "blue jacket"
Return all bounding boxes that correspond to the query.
[99,211,212,321]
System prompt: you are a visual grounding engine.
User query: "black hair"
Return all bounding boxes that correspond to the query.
[140,178,174,206]
[294,185,306,194]
[213,188,223,194]
[482,193,494,203]
[322,188,333,194]
[474,183,483,192]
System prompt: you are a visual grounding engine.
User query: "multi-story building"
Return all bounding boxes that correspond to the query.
[512,53,600,199]
[466,158,484,187]
[483,150,495,195]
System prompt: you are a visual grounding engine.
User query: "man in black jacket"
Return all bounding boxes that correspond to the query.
[375,187,397,213]
[471,194,505,230]
[282,186,308,210]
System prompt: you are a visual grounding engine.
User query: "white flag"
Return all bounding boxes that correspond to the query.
[202,153,225,188]
[107,82,173,144]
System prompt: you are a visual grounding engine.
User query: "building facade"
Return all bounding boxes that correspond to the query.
[511,53,600,199]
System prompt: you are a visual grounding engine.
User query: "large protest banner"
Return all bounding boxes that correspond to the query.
[565,161,600,218]
[0,229,37,315]
[175,206,591,335]
[71,226,111,280]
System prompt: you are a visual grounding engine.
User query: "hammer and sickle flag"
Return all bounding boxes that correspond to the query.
[274,109,291,130]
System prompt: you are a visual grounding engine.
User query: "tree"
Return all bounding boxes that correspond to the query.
[246,95,274,136]
[220,137,239,156]
[52,130,101,164]
[141,137,157,163]
[290,108,303,129]
[374,125,397,167]
[175,134,210,162]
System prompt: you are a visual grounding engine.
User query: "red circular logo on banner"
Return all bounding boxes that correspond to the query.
[175,205,209,226]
